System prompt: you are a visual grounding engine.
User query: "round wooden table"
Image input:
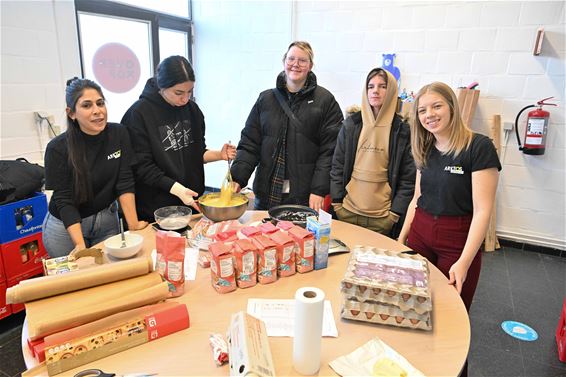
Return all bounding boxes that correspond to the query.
[23,211,469,376]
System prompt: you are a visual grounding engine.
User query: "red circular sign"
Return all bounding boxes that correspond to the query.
[92,43,141,93]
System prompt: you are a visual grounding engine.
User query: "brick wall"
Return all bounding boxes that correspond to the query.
[0,0,80,162]
[1,1,564,249]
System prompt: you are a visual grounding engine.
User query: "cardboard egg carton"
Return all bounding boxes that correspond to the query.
[341,298,432,331]
[339,246,432,330]
[340,284,432,314]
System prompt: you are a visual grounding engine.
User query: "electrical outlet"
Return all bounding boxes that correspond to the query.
[503,122,514,131]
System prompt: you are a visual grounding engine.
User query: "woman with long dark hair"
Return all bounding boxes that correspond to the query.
[122,55,235,221]
[42,78,147,258]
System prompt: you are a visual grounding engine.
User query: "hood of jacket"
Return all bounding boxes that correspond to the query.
[275,71,318,97]
[139,78,179,111]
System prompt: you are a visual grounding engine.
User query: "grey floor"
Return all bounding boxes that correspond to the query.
[0,246,565,377]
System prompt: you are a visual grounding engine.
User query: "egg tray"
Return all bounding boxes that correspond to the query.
[340,284,432,314]
[341,298,432,331]
[341,246,431,309]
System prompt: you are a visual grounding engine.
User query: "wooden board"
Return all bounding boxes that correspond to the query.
[484,115,501,252]
[456,88,480,128]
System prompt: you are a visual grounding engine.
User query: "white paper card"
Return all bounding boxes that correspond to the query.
[247,298,338,338]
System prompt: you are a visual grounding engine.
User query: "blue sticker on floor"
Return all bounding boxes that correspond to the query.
[501,321,538,341]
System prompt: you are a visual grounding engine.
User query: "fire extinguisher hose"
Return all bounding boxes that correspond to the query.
[514,104,536,150]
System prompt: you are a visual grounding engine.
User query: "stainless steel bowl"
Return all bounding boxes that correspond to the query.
[198,192,248,222]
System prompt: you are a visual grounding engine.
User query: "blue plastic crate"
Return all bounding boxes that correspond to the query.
[0,192,47,244]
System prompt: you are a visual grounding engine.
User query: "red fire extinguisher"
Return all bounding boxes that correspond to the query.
[515,96,557,155]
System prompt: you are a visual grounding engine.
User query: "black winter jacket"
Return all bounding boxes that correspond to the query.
[231,72,343,209]
[330,111,416,237]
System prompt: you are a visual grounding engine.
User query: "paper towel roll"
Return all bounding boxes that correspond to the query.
[293,286,325,375]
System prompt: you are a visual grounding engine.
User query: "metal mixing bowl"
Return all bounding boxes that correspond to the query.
[198,192,248,222]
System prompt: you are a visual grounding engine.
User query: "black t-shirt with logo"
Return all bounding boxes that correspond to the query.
[417,133,502,216]
[45,123,136,228]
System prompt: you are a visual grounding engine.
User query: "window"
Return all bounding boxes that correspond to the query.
[74,0,191,122]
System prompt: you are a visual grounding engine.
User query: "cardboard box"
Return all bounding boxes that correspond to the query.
[0,192,47,244]
[306,216,331,270]
[1,231,47,280]
[0,280,11,320]
[228,311,275,377]
[45,303,190,375]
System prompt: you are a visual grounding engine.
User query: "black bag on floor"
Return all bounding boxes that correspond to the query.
[0,158,45,205]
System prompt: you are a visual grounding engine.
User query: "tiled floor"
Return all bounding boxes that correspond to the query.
[0,246,564,377]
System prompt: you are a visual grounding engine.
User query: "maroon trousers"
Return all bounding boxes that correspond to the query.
[407,207,482,312]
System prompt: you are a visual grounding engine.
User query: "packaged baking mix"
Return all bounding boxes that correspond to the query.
[240,226,261,239]
[206,220,243,239]
[288,225,314,273]
[275,220,294,232]
[269,231,296,277]
[213,229,238,243]
[156,230,186,297]
[209,242,236,294]
[306,215,331,270]
[259,221,278,235]
[251,234,278,284]
[233,239,257,289]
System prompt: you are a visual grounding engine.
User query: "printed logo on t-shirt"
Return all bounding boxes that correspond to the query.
[159,120,194,152]
[444,165,464,174]
[107,150,121,160]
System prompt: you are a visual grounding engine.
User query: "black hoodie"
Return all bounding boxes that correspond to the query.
[121,78,206,221]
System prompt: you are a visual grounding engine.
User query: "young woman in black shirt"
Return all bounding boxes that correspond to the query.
[399,82,501,312]
[42,78,147,257]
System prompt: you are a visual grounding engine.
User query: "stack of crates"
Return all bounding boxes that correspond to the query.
[0,192,48,319]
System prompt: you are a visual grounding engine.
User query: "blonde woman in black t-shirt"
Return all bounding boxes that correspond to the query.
[398,82,501,313]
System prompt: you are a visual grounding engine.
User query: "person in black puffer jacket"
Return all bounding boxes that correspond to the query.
[231,41,343,211]
[330,68,415,239]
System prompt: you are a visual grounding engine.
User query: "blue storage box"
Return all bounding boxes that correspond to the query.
[0,192,47,244]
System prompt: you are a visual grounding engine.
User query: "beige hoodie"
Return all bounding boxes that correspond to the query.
[343,69,398,217]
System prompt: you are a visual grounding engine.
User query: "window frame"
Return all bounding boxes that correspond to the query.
[74,0,192,75]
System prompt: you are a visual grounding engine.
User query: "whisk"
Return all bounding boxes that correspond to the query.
[222,140,233,188]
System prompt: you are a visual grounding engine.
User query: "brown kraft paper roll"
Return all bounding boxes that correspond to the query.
[6,256,153,304]
[26,272,168,340]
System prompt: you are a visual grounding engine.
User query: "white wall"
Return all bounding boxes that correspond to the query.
[193,0,566,250]
[1,0,81,162]
[1,0,565,249]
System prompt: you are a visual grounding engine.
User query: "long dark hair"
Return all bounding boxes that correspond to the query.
[65,77,105,205]
[156,55,195,89]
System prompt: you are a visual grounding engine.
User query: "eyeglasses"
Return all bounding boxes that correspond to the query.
[285,56,310,67]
